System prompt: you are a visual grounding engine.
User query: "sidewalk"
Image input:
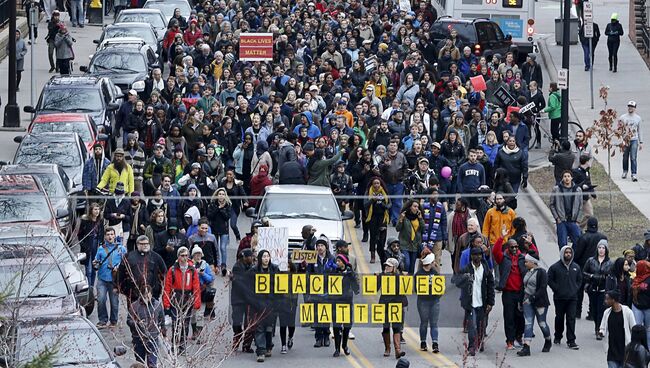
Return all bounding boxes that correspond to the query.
[535,0,650,221]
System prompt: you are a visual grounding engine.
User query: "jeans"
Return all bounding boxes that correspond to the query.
[581,42,597,69]
[588,291,606,333]
[623,140,639,175]
[553,298,577,343]
[632,305,650,345]
[85,260,97,287]
[229,207,241,239]
[556,221,581,248]
[97,278,119,323]
[523,303,550,342]
[467,306,486,350]
[254,324,273,356]
[216,233,229,267]
[402,250,419,275]
[608,361,624,368]
[502,291,524,343]
[511,179,521,194]
[417,298,440,342]
[133,335,158,368]
[70,0,84,25]
[386,182,405,224]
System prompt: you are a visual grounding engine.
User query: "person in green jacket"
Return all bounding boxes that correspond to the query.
[396,199,425,274]
[544,82,562,142]
[196,86,218,114]
[306,143,346,187]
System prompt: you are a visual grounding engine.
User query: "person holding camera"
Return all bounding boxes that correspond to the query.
[396,200,424,274]
[94,227,127,329]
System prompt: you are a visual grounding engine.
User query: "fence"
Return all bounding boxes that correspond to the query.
[0,0,9,28]
[643,26,650,58]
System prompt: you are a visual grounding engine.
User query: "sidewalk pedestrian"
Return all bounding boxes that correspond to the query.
[70,0,85,27]
[599,290,636,368]
[518,253,552,356]
[605,13,624,72]
[54,23,74,75]
[45,10,60,72]
[619,101,643,181]
[583,239,613,340]
[579,22,600,71]
[543,83,562,142]
[6,30,27,92]
[548,245,582,349]
[549,170,583,248]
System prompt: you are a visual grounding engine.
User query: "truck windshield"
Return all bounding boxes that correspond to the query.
[259,194,341,221]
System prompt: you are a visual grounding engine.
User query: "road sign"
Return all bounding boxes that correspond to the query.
[558,68,568,89]
[583,2,593,20]
[585,23,594,38]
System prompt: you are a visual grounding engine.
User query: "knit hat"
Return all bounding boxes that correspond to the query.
[114,148,125,156]
[241,248,253,257]
[387,237,400,247]
[192,246,203,256]
[524,253,540,265]
[114,182,125,195]
[177,246,189,257]
[191,162,202,169]
[598,239,609,249]
[384,258,399,268]
[315,235,330,247]
[336,254,350,266]
[178,104,187,113]
[92,142,103,149]
[587,217,598,230]
[335,240,349,249]
[303,142,315,151]
[396,357,410,368]
[127,133,137,142]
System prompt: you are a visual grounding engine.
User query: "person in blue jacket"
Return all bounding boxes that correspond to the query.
[506,112,530,155]
[456,149,486,209]
[94,227,127,328]
[293,111,321,139]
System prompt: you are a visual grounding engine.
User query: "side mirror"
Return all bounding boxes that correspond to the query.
[76,252,87,262]
[245,207,257,218]
[0,161,6,166]
[56,208,69,219]
[341,210,354,221]
[23,105,36,113]
[93,39,100,44]
[13,136,23,144]
[505,34,513,41]
[75,283,88,293]
[107,103,120,111]
[96,134,109,142]
[79,65,88,73]
[113,346,127,356]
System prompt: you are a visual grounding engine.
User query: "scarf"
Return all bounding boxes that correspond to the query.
[422,201,443,242]
[502,145,520,154]
[366,185,389,225]
[452,209,469,238]
[131,204,141,234]
[405,211,420,241]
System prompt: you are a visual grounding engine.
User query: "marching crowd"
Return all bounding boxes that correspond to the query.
[37,0,647,366]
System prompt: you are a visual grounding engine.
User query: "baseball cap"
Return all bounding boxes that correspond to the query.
[128,89,138,96]
[422,253,435,265]
[418,157,429,164]
[191,162,201,169]
[628,100,637,108]
[309,84,319,91]
[432,142,441,149]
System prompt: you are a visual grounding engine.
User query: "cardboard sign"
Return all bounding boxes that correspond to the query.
[239,33,274,61]
[493,86,516,107]
[470,76,487,92]
[258,227,289,271]
[290,250,318,264]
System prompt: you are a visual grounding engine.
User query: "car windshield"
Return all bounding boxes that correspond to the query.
[0,262,68,299]
[39,88,102,113]
[0,237,74,265]
[0,195,53,223]
[31,121,92,143]
[32,174,67,200]
[259,193,341,221]
[104,27,156,45]
[15,141,81,167]
[117,13,165,28]
[19,326,111,366]
[145,1,190,18]
[443,22,475,43]
[90,51,147,74]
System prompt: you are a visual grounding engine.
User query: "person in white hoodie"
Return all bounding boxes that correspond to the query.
[599,290,636,368]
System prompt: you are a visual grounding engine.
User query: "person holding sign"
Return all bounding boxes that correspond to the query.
[330,254,360,357]
[250,249,279,363]
[380,258,408,359]
[308,236,336,348]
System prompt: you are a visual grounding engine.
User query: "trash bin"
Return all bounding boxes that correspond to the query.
[555,17,580,45]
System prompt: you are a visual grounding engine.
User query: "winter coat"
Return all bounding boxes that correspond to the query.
[548,245,583,300]
[162,261,201,310]
[494,146,528,185]
[187,232,218,266]
[207,201,231,235]
[523,267,550,308]
[549,183,583,223]
[128,298,164,339]
[248,262,280,326]
[82,156,110,191]
[506,123,530,152]
[154,230,188,268]
[624,342,650,368]
[599,305,636,354]
[492,237,527,291]
[251,151,273,176]
[230,259,253,305]
[482,206,516,246]
[452,260,495,311]
[97,164,135,194]
[583,254,613,293]
[574,227,608,268]
[307,151,343,187]
[544,91,561,120]
[78,216,104,265]
[548,149,576,183]
[8,31,27,71]
[54,31,74,60]
[103,197,132,231]
[124,147,146,181]
[605,20,624,42]
[117,249,167,301]
[396,215,424,253]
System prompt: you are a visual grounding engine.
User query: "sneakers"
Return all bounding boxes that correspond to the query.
[349,332,355,340]
[633,175,638,182]
[96,321,107,329]
[420,342,427,351]
[432,342,439,353]
[567,342,580,350]
[281,346,287,354]
[517,344,531,356]
[257,355,265,362]
[553,338,561,345]
[333,349,340,357]
[287,337,293,350]
[264,350,272,357]
[622,171,628,179]
[506,342,515,350]
[343,346,350,355]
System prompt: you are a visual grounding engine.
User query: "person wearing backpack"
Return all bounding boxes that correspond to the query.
[94,227,127,329]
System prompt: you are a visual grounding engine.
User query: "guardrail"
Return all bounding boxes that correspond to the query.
[642,26,650,58]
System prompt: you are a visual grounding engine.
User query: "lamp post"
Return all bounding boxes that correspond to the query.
[3,0,20,128]
[560,0,571,143]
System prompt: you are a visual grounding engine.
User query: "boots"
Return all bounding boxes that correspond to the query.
[362,232,369,242]
[370,253,376,263]
[517,344,531,356]
[393,333,406,359]
[382,332,391,357]
[609,57,613,71]
[191,324,201,339]
[542,338,552,352]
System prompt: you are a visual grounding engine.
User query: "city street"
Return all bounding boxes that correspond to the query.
[0,0,646,366]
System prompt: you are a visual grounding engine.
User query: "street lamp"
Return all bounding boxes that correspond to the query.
[3,0,20,128]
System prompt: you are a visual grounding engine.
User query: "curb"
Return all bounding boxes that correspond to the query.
[523,182,556,233]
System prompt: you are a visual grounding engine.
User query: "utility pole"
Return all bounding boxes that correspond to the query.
[30,3,38,108]
[560,0,571,143]
[3,0,20,128]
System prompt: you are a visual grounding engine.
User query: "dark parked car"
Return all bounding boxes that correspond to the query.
[431,17,515,59]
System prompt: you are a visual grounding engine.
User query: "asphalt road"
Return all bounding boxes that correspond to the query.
[0,6,620,367]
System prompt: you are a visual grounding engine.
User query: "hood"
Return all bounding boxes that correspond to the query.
[185,205,200,225]
[596,239,610,258]
[587,217,598,231]
[560,245,574,266]
[301,111,314,126]
[185,183,199,195]
[256,139,269,154]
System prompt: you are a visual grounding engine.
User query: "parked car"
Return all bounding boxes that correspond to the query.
[5,316,126,367]
[81,38,160,93]
[0,246,81,318]
[115,8,167,41]
[28,113,108,153]
[93,23,161,61]
[0,164,83,229]
[23,75,122,150]
[431,17,514,59]
[245,185,353,253]
[0,174,66,235]
[0,229,93,315]
[12,133,87,214]
[143,0,192,22]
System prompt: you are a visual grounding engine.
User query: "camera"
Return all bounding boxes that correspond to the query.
[92,259,100,271]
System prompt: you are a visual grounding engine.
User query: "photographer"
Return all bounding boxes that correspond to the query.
[548,140,576,185]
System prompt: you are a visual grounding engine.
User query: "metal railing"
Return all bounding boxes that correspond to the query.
[0,0,9,27]
[642,26,650,58]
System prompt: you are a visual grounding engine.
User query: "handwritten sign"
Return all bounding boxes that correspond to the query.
[290,250,318,264]
[258,227,289,271]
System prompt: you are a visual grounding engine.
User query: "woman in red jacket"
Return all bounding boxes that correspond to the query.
[183,19,203,47]
[163,246,201,354]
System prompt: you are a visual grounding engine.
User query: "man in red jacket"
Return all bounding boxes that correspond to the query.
[163,246,201,354]
[492,228,528,350]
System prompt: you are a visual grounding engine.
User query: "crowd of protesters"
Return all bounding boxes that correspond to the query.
[66,0,650,365]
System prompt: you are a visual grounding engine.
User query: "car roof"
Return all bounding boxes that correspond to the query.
[436,17,492,24]
[0,245,55,262]
[0,174,41,193]
[0,227,61,239]
[107,22,154,29]
[33,113,89,123]
[22,132,80,143]
[0,164,61,175]
[46,75,101,87]
[19,315,94,331]
[119,8,164,13]
[264,184,333,195]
